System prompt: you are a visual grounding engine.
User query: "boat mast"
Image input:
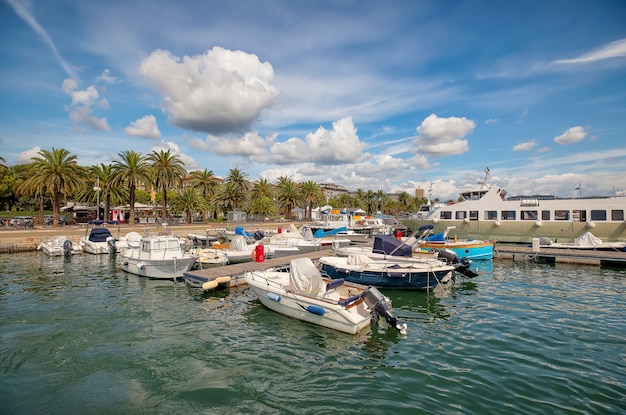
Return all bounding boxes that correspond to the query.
[479,167,490,190]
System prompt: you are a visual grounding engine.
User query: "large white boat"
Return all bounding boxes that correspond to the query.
[118,235,198,279]
[401,169,626,244]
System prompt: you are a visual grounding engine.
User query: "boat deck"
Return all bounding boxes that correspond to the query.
[495,244,626,267]
[183,249,334,288]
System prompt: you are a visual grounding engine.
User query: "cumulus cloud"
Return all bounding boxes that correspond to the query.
[62,78,110,132]
[16,146,42,164]
[554,126,587,145]
[150,140,198,170]
[189,131,277,157]
[139,47,280,134]
[96,69,119,84]
[512,139,538,151]
[270,117,369,165]
[413,114,474,156]
[125,115,161,139]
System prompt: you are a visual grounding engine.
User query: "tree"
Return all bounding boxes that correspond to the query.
[213,181,246,214]
[146,149,186,223]
[299,180,324,220]
[29,148,86,226]
[225,168,250,210]
[169,187,209,224]
[90,163,128,221]
[276,176,300,220]
[15,163,46,225]
[189,169,219,220]
[111,150,152,225]
[249,195,277,219]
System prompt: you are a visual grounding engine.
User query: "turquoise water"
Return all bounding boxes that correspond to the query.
[1,253,624,414]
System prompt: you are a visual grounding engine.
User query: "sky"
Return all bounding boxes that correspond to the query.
[1,0,626,202]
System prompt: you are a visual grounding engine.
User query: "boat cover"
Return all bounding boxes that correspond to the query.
[372,235,412,257]
[289,258,324,296]
[230,235,250,252]
[573,231,604,247]
[88,228,113,242]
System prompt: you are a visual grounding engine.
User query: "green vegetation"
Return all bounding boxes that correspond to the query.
[0,148,427,224]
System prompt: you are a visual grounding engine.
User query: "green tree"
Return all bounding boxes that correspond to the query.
[213,181,246,214]
[225,168,250,210]
[30,148,86,226]
[276,176,300,220]
[299,180,324,220]
[111,150,152,225]
[90,163,128,221]
[189,169,219,220]
[146,149,187,222]
[249,195,278,219]
[169,187,209,224]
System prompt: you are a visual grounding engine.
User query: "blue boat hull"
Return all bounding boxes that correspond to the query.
[319,263,452,290]
[418,241,494,260]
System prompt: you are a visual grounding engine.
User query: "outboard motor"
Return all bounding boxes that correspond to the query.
[362,286,407,334]
[106,237,117,255]
[63,239,73,256]
[436,249,479,278]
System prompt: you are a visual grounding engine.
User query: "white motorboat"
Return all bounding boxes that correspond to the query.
[539,231,626,251]
[244,257,407,334]
[80,227,114,255]
[118,235,198,279]
[401,168,626,244]
[37,235,81,256]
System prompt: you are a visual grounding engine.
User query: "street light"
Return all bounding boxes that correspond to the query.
[93,178,101,221]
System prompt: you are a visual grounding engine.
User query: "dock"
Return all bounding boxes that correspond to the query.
[494,244,626,267]
[183,250,334,289]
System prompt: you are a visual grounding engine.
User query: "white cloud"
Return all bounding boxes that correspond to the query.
[150,140,198,170]
[125,115,161,139]
[16,146,41,164]
[139,47,280,134]
[512,139,538,151]
[62,78,110,132]
[189,132,277,157]
[96,69,119,84]
[413,114,475,156]
[270,117,369,165]
[554,38,626,65]
[554,126,587,145]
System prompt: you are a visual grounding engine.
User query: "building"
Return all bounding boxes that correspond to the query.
[319,183,348,200]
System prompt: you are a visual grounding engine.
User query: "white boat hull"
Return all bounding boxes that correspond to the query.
[120,256,197,279]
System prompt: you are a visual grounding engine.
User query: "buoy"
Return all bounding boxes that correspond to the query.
[267,292,281,302]
[306,305,325,315]
[202,280,219,291]
[215,276,231,284]
[535,220,542,227]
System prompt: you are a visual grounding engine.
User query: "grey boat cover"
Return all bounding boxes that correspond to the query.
[372,235,412,257]
[289,257,324,296]
[88,227,113,242]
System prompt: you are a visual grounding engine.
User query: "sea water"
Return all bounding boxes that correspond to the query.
[1,253,624,414]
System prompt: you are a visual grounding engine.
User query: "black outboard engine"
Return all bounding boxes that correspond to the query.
[362,286,407,334]
[63,239,73,256]
[107,237,117,255]
[436,249,479,278]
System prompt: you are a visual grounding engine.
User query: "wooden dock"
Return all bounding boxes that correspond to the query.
[183,249,334,288]
[494,244,626,267]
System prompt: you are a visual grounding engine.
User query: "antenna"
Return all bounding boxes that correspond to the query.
[479,167,490,189]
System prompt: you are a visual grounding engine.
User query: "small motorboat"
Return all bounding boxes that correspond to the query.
[244,257,407,335]
[416,225,495,260]
[80,227,114,255]
[118,235,198,279]
[37,235,81,256]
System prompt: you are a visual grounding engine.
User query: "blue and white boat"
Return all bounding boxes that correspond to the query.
[416,225,495,260]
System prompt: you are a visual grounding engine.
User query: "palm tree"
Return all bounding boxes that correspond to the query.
[276,176,300,220]
[146,149,186,223]
[90,163,128,221]
[111,150,152,225]
[249,195,277,219]
[189,169,219,220]
[169,187,209,224]
[375,189,386,213]
[213,181,246,214]
[29,148,86,226]
[299,180,324,220]
[225,168,250,210]
[15,163,46,225]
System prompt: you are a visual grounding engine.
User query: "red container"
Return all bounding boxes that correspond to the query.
[254,244,265,262]
[395,230,402,240]
[277,227,282,234]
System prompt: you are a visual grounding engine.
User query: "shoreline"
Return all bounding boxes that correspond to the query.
[0,221,299,254]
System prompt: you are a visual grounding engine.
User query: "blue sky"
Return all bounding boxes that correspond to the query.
[1,0,625,201]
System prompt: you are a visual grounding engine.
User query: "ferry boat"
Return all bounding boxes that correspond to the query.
[401,169,626,244]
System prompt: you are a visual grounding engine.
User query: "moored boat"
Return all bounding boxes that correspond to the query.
[37,235,81,256]
[118,235,198,279]
[244,257,407,334]
[415,225,495,260]
[80,227,114,255]
[401,168,626,244]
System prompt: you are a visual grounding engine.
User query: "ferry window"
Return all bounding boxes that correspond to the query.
[440,211,452,220]
[611,210,624,221]
[521,210,538,220]
[455,211,466,220]
[542,210,550,220]
[469,211,478,220]
[572,210,586,222]
[501,210,516,220]
[555,210,569,220]
[484,211,498,220]
[590,210,607,221]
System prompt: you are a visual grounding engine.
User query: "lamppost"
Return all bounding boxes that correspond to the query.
[93,178,101,220]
